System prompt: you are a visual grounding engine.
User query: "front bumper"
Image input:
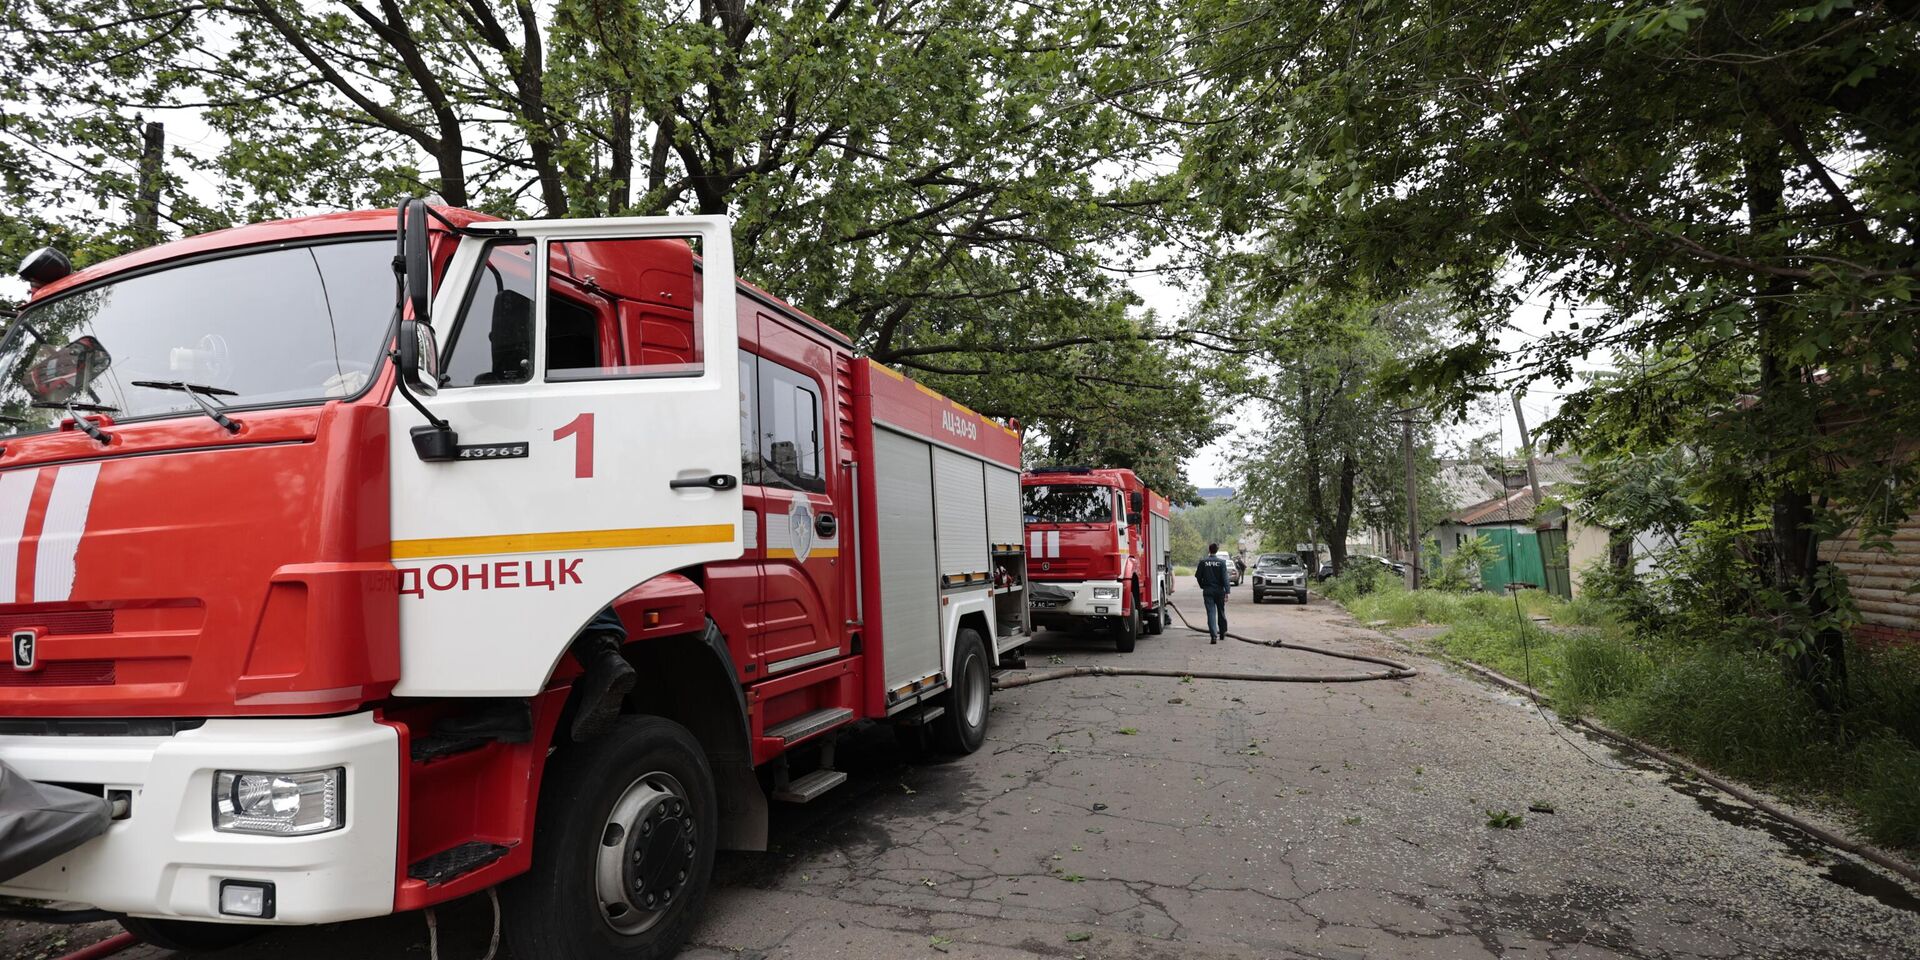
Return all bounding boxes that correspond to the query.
[0,712,398,924]
[1028,579,1127,625]
[1252,576,1308,596]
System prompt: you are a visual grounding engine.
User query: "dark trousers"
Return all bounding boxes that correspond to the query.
[1202,590,1228,638]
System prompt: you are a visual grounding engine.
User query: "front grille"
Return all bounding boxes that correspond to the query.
[0,610,114,636]
[0,660,116,686]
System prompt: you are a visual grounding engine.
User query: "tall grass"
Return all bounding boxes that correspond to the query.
[1335,583,1920,852]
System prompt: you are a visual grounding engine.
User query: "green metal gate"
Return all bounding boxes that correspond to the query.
[1536,526,1571,600]
[1478,528,1544,593]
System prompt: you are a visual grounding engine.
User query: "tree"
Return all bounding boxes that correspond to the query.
[2,0,1235,460]
[1169,495,1242,566]
[1221,285,1444,575]
[1182,0,1920,702]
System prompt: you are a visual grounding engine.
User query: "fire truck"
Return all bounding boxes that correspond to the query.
[1020,467,1172,651]
[0,202,1033,958]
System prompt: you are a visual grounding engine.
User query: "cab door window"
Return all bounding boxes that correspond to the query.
[440,240,536,387]
[758,360,824,493]
[544,237,702,381]
[739,352,760,481]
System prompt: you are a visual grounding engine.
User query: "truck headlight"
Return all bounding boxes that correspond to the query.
[214,768,343,836]
[1091,586,1120,600]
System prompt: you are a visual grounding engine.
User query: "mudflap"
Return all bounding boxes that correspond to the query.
[0,759,111,883]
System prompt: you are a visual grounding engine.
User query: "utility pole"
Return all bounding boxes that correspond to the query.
[1513,394,1556,594]
[1396,410,1420,590]
[1512,393,1544,506]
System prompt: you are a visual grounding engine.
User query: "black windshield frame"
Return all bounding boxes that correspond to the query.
[0,234,396,438]
[1022,484,1116,524]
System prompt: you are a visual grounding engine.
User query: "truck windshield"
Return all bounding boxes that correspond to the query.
[0,239,394,436]
[1022,484,1113,524]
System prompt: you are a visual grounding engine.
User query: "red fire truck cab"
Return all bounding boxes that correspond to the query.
[1020,467,1173,651]
[0,203,1032,958]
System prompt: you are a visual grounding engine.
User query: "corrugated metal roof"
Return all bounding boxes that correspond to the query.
[1448,488,1540,525]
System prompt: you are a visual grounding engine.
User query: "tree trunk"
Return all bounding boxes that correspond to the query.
[1300,374,1330,572]
[131,120,164,247]
[608,89,633,215]
[647,120,671,192]
[1329,451,1356,574]
[1748,134,1845,707]
[512,1,569,215]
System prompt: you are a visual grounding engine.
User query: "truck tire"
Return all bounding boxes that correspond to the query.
[1115,606,1139,653]
[1142,593,1162,636]
[118,917,260,952]
[932,629,991,754]
[502,716,717,960]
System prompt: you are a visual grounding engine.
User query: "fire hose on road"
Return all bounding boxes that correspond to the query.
[992,600,1418,690]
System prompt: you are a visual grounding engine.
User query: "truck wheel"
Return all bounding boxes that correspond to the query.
[118,918,260,952]
[502,716,716,960]
[933,629,991,754]
[1142,598,1162,636]
[1115,607,1139,653]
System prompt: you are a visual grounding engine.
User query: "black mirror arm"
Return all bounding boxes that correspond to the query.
[389,348,450,431]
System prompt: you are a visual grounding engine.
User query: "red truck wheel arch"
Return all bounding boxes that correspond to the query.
[387,574,762,913]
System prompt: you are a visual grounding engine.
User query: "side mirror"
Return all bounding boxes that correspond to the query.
[396,318,442,398]
[1127,511,1141,527]
[1129,491,1144,512]
[403,198,434,324]
[22,335,111,404]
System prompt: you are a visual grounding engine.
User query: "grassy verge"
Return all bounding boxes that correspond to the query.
[1336,579,1920,853]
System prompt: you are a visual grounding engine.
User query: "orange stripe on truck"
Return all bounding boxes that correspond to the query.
[392,524,736,560]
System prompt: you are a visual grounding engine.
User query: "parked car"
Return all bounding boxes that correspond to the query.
[1213,552,1243,586]
[1252,553,1310,604]
[1318,555,1407,580]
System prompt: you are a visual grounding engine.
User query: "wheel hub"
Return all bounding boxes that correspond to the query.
[595,772,695,935]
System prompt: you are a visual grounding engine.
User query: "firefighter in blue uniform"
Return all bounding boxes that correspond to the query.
[1195,543,1232,644]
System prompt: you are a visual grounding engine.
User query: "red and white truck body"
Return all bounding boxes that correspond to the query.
[1020,467,1172,649]
[0,207,1028,953]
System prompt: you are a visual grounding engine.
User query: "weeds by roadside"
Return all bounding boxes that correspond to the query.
[1340,582,1920,852]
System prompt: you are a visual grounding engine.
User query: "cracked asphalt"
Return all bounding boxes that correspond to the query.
[9,578,1920,959]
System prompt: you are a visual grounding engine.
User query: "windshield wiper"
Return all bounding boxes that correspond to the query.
[31,401,117,412]
[30,401,116,444]
[131,380,240,433]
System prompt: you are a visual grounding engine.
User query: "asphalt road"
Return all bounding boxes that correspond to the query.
[9,580,1920,959]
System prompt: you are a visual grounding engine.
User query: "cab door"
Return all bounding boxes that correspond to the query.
[749,345,843,675]
[389,216,743,697]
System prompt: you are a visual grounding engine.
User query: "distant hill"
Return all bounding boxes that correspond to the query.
[1196,487,1235,501]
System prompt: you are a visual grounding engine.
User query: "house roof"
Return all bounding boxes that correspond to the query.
[1447,488,1541,526]
[1434,461,1505,511]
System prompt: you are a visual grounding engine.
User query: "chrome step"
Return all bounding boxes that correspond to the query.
[772,768,848,803]
[765,707,854,744]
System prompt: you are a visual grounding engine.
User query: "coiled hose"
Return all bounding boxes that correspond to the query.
[993,599,1417,690]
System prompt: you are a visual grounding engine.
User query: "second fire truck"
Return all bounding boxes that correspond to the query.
[1020,467,1173,651]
